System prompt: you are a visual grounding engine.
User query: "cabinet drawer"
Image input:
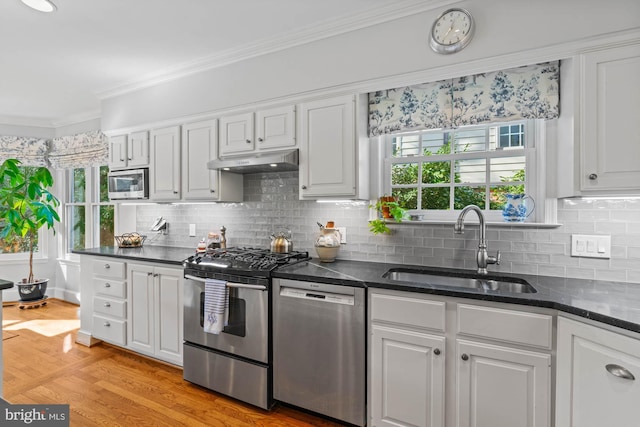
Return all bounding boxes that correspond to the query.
[457,304,552,349]
[371,293,446,332]
[94,278,126,298]
[93,297,126,319]
[93,315,126,346]
[92,259,125,279]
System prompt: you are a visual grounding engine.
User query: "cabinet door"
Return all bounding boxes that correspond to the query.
[154,267,183,366]
[370,325,445,427]
[299,95,355,199]
[556,317,640,427]
[127,131,149,167]
[456,339,550,427]
[182,120,219,200]
[150,126,181,201]
[109,135,128,169]
[581,43,640,192]
[256,105,295,150]
[127,264,154,356]
[220,112,254,155]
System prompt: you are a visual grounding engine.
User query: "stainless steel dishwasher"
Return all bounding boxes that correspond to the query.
[273,278,366,426]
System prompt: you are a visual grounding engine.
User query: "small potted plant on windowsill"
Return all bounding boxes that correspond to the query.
[369,195,407,235]
[0,159,60,301]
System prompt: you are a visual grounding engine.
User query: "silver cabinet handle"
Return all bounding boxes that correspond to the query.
[153,273,159,278]
[104,282,111,288]
[589,173,598,180]
[461,353,469,361]
[104,264,110,269]
[606,364,635,380]
[147,272,153,276]
[434,348,441,356]
[104,302,111,308]
[104,322,111,327]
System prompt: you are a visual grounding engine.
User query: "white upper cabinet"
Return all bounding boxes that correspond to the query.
[181,120,242,202]
[558,41,640,197]
[298,94,369,200]
[219,106,296,156]
[108,131,149,170]
[149,126,181,201]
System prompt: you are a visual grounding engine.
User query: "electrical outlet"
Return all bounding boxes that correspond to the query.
[571,234,611,259]
[189,224,196,237]
[337,227,347,244]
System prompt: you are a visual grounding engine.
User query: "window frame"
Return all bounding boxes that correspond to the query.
[380,120,548,223]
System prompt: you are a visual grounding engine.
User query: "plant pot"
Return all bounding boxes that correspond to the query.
[380,196,396,219]
[16,278,48,301]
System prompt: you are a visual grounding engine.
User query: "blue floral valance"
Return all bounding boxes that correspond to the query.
[368,61,560,136]
[0,130,108,169]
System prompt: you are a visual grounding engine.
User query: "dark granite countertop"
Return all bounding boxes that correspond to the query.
[72,246,195,266]
[274,259,640,335]
[0,279,14,291]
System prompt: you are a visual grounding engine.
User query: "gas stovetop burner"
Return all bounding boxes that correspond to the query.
[183,247,310,275]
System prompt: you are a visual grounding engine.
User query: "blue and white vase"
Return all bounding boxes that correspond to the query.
[502,194,535,222]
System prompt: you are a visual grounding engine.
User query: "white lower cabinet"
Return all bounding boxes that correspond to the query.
[556,316,640,427]
[369,289,553,427]
[127,263,183,366]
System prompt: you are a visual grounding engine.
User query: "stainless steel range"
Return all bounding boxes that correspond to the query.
[182,247,309,409]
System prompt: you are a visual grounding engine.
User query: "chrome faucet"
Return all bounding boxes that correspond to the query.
[454,205,501,275]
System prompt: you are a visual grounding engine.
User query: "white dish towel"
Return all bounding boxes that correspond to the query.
[204,279,228,335]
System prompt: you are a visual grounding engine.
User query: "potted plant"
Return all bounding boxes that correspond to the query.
[369,195,407,235]
[0,158,60,301]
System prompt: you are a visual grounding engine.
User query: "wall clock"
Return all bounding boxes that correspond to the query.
[429,8,475,54]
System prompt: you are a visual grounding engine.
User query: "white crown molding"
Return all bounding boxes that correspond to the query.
[50,109,102,128]
[96,0,453,100]
[0,115,56,129]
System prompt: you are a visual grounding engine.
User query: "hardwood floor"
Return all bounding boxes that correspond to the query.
[2,299,344,426]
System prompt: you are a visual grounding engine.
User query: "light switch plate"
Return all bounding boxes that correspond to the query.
[189,224,196,237]
[571,234,611,259]
[337,227,347,244]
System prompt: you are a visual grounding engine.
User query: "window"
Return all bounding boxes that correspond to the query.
[65,165,114,253]
[386,120,534,220]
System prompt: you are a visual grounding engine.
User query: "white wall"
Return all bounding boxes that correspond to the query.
[101,0,640,131]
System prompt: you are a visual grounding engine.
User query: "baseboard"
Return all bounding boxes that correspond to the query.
[75,330,102,348]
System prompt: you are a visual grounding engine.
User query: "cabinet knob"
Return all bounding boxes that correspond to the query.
[434,348,441,356]
[461,353,469,361]
[153,273,159,278]
[301,185,307,190]
[210,189,216,193]
[120,158,125,162]
[128,157,132,161]
[606,364,635,380]
[173,191,179,194]
[104,264,111,269]
[588,173,598,180]
[104,282,111,288]
[246,139,251,144]
[104,322,111,327]
[258,137,264,142]
[104,302,111,308]
[148,272,153,276]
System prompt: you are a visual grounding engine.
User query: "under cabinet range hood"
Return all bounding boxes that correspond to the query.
[207,149,298,174]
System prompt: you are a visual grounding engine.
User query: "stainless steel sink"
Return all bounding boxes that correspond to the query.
[383,269,536,294]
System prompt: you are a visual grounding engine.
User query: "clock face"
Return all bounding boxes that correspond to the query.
[430,8,474,54]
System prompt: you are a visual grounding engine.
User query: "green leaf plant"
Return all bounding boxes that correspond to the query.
[368,196,407,235]
[0,159,60,283]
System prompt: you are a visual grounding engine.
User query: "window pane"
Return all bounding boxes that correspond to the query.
[97,205,115,246]
[393,188,417,210]
[99,165,110,202]
[68,206,86,251]
[422,132,450,156]
[422,187,450,210]
[490,157,526,183]
[0,235,38,254]
[392,163,419,185]
[454,186,486,209]
[455,128,486,153]
[71,169,86,203]
[422,161,451,184]
[455,159,486,183]
[392,135,420,157]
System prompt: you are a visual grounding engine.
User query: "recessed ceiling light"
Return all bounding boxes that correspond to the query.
[20,0,57,13]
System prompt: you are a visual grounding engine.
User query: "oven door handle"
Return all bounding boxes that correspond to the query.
[184,274,267,291]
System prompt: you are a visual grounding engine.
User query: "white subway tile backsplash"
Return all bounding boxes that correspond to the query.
[134,172,640,284]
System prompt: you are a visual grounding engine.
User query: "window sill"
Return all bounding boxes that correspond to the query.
[392,219,562,228]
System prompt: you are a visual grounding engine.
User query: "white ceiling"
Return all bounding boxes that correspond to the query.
[1,0,431,128]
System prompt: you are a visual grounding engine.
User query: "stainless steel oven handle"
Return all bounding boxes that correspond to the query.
[184,274,267,291]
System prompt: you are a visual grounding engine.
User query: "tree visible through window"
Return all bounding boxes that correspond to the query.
[0,165,41,254]
[389,121,528,213]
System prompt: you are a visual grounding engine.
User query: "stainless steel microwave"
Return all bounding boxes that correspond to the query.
[107,168,149,200]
